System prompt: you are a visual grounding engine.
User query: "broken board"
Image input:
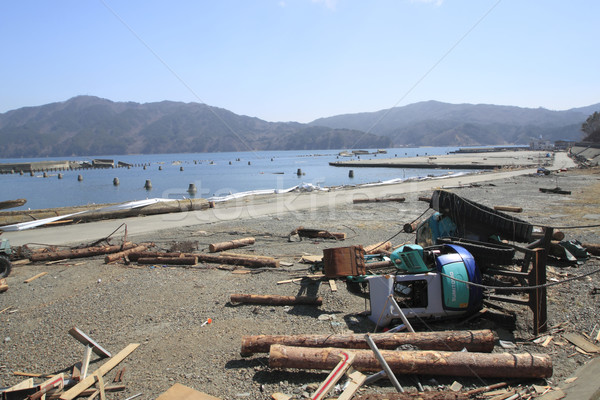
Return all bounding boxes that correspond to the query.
[156,383,222,400]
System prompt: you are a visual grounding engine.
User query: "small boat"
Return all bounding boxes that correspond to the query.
[0,198,27,210]
[338,151,353,157]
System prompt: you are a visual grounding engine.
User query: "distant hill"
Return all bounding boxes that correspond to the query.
[0,96,391,157]
[310,100,599,147]
[1,97,598,157]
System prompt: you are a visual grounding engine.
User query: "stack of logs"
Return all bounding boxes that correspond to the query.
[241,330,553,380]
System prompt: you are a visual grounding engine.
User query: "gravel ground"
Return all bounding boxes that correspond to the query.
[1,168,600,399]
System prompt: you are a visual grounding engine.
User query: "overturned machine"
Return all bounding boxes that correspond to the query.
[366,244,483,327]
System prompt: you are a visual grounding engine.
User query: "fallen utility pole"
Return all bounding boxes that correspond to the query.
[127,251,279,268]
[231,294,322,306]
[268,345,552,379]
[240,330,495,356]
[30,242,136,262]
[209,237,255,253]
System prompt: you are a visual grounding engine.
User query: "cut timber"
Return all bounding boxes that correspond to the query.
[104,244,148,263]
[209,237,255,252]
[68,327,112,358]
[59,343,139,400]
[364,241,392,254]
[240,330,496,356]
[268,345,553,379]
[353,197,405,204]
[563,332,600,353]
[30,242,136,262]
[156,383,221,400]
[24,271,48,283]
[337,370,367,400]
[47,385,125,399]
[312,352,355,400]
[231,293,322,306]
[137,256,198,265]
[493,205,523,213]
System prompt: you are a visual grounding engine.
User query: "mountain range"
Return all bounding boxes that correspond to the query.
[0,96,597,157]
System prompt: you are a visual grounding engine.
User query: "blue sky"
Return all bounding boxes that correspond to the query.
[1,0,598,122]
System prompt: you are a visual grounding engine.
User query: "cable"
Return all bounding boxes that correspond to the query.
[439,266,600,292]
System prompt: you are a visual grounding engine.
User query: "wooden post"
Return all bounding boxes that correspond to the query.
[231,294,322,306]
[530,228,551,335]
[209,237,255,253]
[240,330,496,356]
[268,345,553,379]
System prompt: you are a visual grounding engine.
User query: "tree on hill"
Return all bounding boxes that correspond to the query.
[582,111,600,142]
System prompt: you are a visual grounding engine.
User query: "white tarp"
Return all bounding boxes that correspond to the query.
[0,198,173,232]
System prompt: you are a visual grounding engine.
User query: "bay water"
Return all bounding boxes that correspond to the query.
[0,147,461,210]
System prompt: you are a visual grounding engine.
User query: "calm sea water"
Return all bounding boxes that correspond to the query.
[0,147,460,210]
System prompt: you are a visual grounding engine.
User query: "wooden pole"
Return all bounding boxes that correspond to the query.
[583,243,600,256]
[104,244,148,263]
[364,241,392,254]
[209,237,255,253]
[231,294,322,306]
[353,197,405,204]
[241,330,496,356]
[30,243,135,262]
[197,253,279,268]
[268,345,553,379]
[137,256,198,265]
[493,205,523,213]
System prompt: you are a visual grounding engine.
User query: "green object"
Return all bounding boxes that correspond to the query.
[390,245,429,273]
[440,261,470,310]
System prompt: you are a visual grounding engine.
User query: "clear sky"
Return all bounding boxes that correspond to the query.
[1,1,598,123]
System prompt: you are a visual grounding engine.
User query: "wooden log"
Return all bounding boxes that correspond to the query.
[197,253,279,268]
[353,197,405,204]
[231,294,322,306]
[137,256,197,265]
[240,330,496,356]
[294,227,346,240]
[532,229,565,241]
[209,237,255,253]
[364,241,392,254]
[365,260,394,270]
[268,345,552,379]
[493,205,523,213]
[30,242,135,262]
[0,278,7,293]
[127,251,183,261]
[104,244,148,263]
[353,393,468,400]
[582,243,600,256]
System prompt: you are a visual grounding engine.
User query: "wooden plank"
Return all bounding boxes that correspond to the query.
[81,346,93,379]
[155,383,222,400]
[337,369,366,400]
[24,271,47,283]
[563,332,600,353]
[95,374,106,400]
[59,343,139,400]
[6,378,34,391]
[271,393,292,400]
[68,327,112,358]
[311,352,355,400]
[328,279,338,292]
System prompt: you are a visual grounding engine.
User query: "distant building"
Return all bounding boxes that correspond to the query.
[529,139,554,151]
[554,140,575,150]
